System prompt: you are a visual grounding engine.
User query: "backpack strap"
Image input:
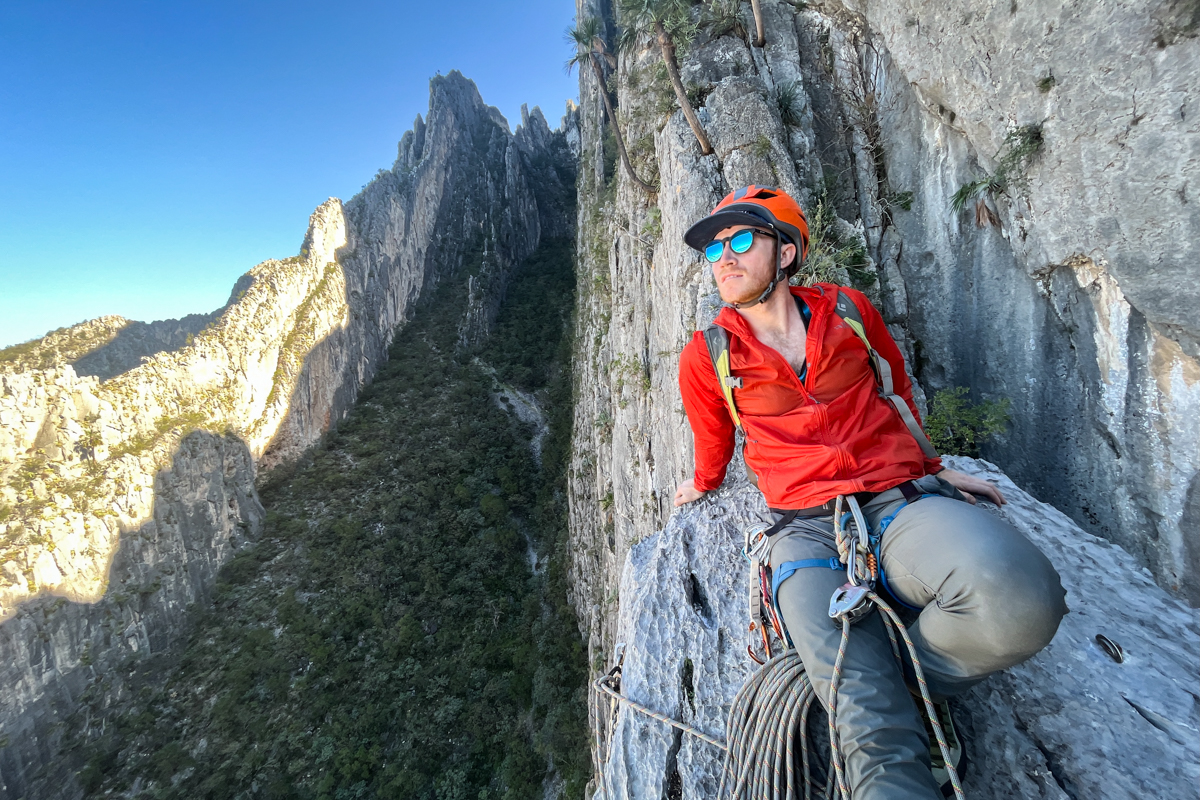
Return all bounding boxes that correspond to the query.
[833,290,939,459]
[703,324,742,430]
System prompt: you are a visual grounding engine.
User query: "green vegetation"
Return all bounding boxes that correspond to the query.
[567,16,657,195]
[1037,74,1056,93]
[750,134,773,159]
[887,190,914,211]
[772,80,804,127]
[625,59,678,122]
[601,128,620,198]
[700,0,747,40]
[951,123,1045,215]
[795,190,876,289]
[611,353,651,394]
[617,0,714,154]
[924,386,1012,457]
[0,317,129,372]
[640,205,662,241]
[71,239,588,799]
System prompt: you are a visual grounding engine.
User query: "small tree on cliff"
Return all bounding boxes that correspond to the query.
[750,0,766,46]
[617,0,715,156]
[567,17,657,195]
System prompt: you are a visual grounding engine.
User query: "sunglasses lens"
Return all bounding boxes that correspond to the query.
[730,229,756,253]
[704,240,725,262]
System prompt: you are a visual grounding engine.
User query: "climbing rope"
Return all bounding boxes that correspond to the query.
[591,604,963,798]
[590,495,966,800]
[719,650,834,800]
[593,666,728,751]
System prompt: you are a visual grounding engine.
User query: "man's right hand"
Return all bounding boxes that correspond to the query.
[673,479,707,507]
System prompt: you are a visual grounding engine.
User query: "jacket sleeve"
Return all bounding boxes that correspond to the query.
[679,333,737,491]
[847,289,943,475]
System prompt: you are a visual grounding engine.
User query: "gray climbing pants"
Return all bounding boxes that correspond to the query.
[768,474,1067,800]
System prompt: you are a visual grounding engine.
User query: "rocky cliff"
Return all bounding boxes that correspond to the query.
[0,71,576,798]
[596,458,1199,800]
[567,0,1198,796]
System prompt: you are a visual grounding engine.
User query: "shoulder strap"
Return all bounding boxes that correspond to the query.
[703,325,742,430]
[833,290,939,459]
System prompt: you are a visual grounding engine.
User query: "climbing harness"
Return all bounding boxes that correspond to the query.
[744,520,794,663]
[589,497,965,800]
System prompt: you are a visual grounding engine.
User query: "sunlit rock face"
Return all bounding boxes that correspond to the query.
[0,70,576,798]
[0,432,261,799]
[569,0,1198,795]
[595,458,1199,800]
[568,0,1199,657]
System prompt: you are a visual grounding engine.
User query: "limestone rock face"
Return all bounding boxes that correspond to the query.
[594,458,1200,800]
[0,70,575,798]
[0,432,261,797]
[568,0,1199,660]
[569,0,1199,795]
[851,0,1200,605]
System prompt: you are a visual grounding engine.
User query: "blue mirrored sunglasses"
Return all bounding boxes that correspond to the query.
[704,228,767,262]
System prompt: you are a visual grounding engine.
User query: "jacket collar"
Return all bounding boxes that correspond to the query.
[713,283,830,340]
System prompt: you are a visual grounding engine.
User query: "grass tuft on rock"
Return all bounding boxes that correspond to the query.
[795,191,876,289]
[951,123,1044,214]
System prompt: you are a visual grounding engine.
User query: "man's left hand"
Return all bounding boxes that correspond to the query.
[937,468,1006,506]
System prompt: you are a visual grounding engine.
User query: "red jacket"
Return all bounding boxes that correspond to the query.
[679,284,941,509]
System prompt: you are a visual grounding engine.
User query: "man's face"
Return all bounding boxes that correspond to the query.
[709,225,778,305]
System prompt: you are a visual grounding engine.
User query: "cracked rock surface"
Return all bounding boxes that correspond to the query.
[595,458,1199,800]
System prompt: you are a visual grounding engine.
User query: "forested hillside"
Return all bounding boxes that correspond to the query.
[65,239,588,799]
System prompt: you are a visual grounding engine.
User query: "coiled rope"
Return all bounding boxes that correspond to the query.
[591,601,963,799]
[589,495,964,800]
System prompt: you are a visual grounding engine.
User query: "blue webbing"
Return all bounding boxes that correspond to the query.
[767,493,941,616]
[771,557,841,613]
[872,494,939,612]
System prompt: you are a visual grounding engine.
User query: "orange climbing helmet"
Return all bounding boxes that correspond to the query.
[683,185,810,274]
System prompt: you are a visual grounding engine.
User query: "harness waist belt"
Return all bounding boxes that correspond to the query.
[768,481,924,527]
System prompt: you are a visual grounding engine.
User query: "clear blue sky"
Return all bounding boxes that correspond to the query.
[0,1,580,348]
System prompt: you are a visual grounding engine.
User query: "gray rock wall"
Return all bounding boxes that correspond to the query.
[0,432,261,799]
[594,458,1200,800]
[849,0,1200,604]
[569,0,1199,795]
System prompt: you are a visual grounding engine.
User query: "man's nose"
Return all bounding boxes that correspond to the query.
[715,243,739,267]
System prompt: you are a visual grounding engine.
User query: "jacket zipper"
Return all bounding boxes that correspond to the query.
[802,295,852,480]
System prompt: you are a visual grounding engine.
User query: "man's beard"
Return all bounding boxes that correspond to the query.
[719,268,776,305]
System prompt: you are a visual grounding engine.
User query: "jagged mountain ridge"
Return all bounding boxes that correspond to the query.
[0,0,1195,797]
[64,239,588,799]
[0,71,577,799]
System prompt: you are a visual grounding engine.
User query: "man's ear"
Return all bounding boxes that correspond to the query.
[781,242,797,269]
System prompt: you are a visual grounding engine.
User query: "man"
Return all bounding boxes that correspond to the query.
[673,186,1066,800]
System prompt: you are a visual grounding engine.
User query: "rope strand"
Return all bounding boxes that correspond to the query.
[590,492,964,800]
[590,591,964,799]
